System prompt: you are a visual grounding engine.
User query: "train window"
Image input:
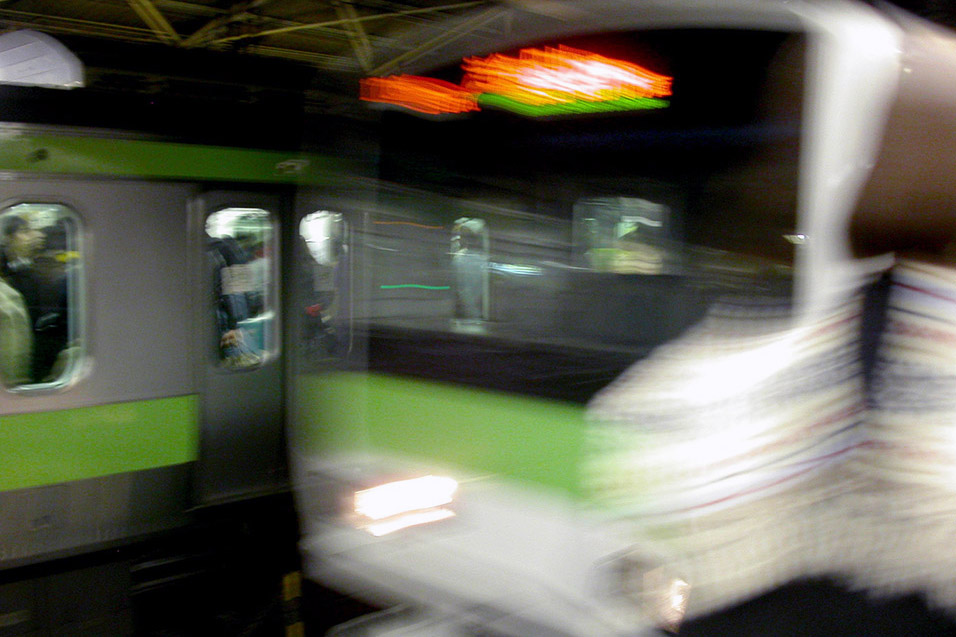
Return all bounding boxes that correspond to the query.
[0,203,82,389]
[574,198,670,274]
[299,211,349,356]
[451,217,488,323]
[206,207,277,369]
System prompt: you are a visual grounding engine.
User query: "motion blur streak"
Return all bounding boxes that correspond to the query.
[365,509,456,537]
[462,45,673,106]
[354,475,459,536]
[837,260,956,610]
[361,45,672,116]
[360,75,479,115]
[586,297,866,616]
[586,259,956,620]
[354,475,458,521]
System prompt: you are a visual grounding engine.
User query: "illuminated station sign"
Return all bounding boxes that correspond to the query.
[361,45,673,117]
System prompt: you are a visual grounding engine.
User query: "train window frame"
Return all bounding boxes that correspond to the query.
[205,206,279,371]
[0,201,85,392]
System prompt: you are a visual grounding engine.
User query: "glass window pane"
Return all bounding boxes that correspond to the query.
[299,211,349,357]
[206,207,276,369]
[451,217,488,323]
[0,203,82,389]
[574,198,670,275]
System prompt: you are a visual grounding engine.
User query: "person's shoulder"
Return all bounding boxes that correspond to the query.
[0,278,25,305]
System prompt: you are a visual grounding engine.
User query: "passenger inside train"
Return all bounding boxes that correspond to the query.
[0,253,31,386]
[0,206,78,387]
[206,207,275,369]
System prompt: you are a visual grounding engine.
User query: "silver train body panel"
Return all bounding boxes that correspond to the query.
[0,174,292,567]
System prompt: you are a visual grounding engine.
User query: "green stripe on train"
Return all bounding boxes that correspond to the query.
[0,134,361,183]
[295,372,591,498]
[0,395,199,491]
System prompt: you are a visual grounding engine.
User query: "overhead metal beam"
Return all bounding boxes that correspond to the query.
[370,6,507,76]
[0,8,339,67]
[245,43,352,69]
[182,0,273,48]
[127,0,181,44]
[206,1,487,46]
[332,1,373,73]
[154,0,226,18]
[0,9,165,42]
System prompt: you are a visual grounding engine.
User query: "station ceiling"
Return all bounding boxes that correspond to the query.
[0,0,501,74]
[0,0,953,133]
[0,0,525,126]
[0,0,956,66]
[2,1,950,78]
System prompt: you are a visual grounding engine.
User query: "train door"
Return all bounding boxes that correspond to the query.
[193,190,288,504]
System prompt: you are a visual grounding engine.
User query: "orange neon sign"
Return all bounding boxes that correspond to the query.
[360,75,479,115]
[360,45,673,117]
[461,45,672,106]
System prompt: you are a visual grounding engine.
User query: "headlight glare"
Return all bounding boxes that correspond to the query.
[352,475,458,536]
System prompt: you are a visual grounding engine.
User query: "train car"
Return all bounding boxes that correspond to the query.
[3,1,956,633]
[290,0,956,635]
[0,99,376,631]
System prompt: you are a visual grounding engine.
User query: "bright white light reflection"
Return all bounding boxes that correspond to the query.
[784,233,807,245]
[659,577,690,632]
[491,263,543,276]
[354,475,458,521]
[682,337,794,405]
[365,508,456,537]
